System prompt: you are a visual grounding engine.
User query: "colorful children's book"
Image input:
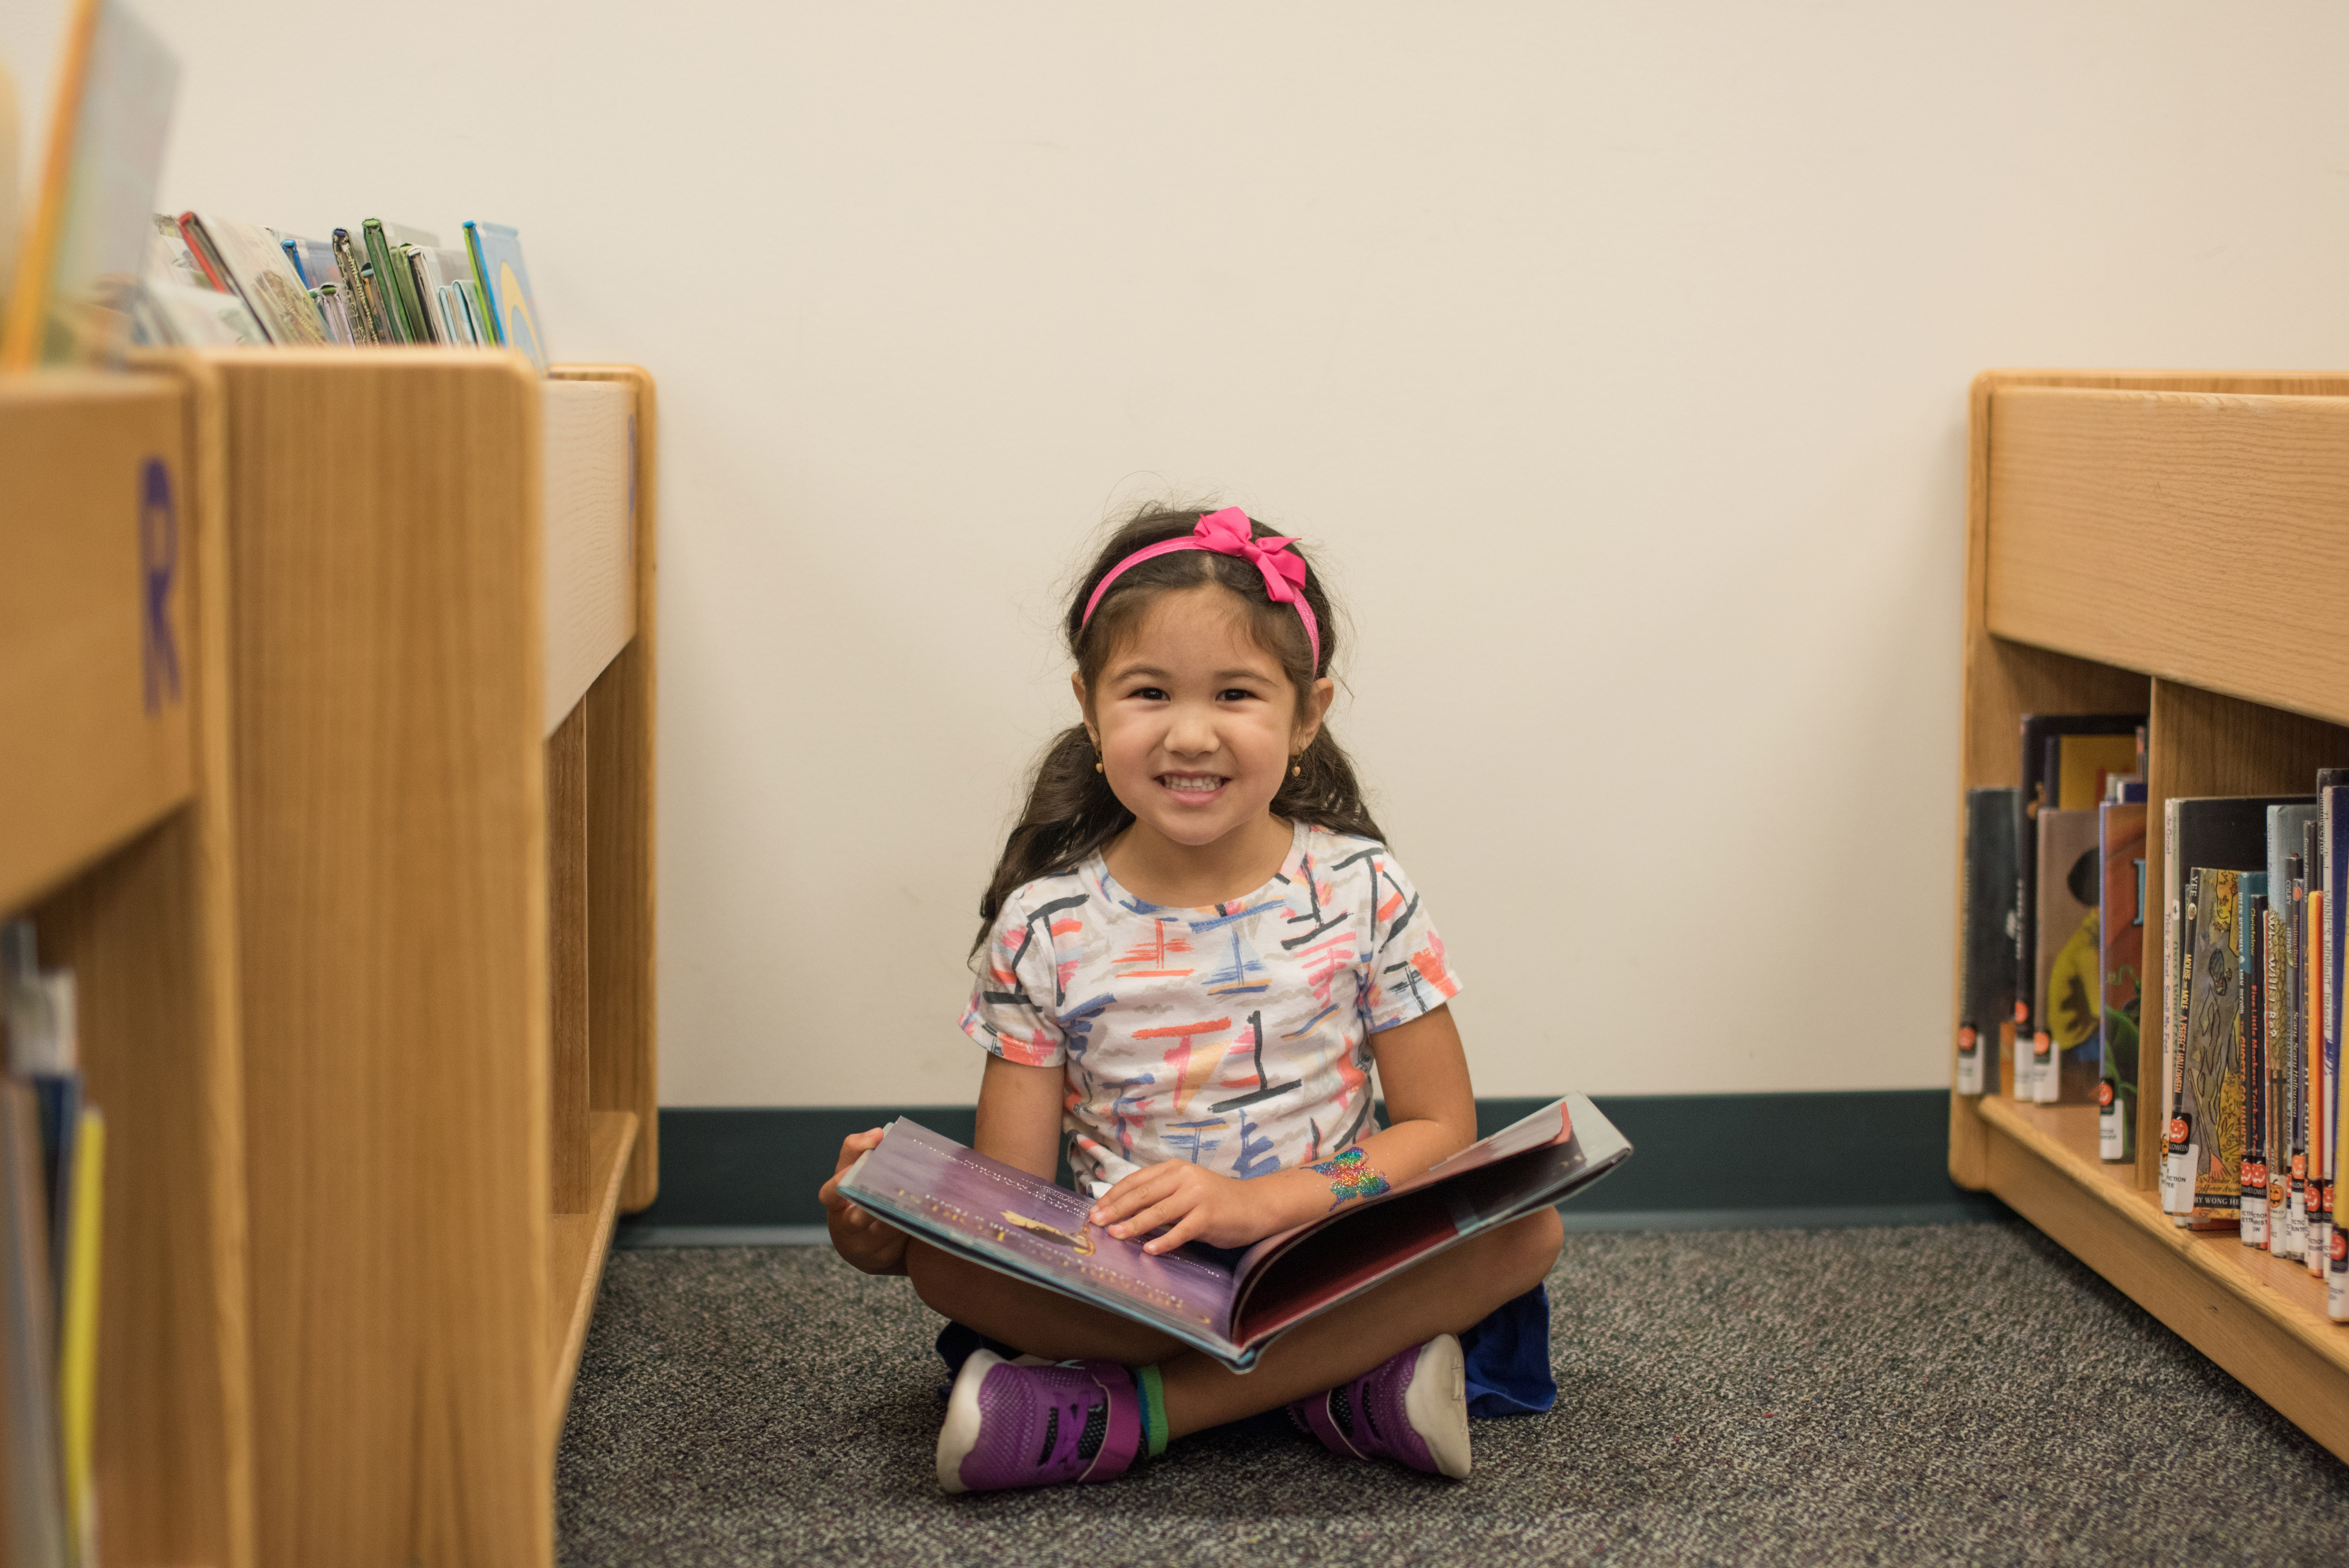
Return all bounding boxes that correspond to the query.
[2269,806,2317,1253]
[2178,869,2248,1230]
[2161,797,2305,1216]
[269,228,338,294]
[1958,788,2019,1096]
[2017,716,2144,1102]
[2323,784,2348,1291]
[330,228,379,343]
[2099,800,2147,1160]
[2242,888,2270,1247]
[360,218,418,342]
[463,220,549,372]
[839,1097,1631,1372]
[177,213,325,345]
[2315,825,2332,1280]
[2032,808,2103,1104]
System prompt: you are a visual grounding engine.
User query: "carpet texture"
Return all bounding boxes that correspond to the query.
[556,1221,2349,1565]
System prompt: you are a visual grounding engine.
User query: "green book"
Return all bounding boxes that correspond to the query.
[361,220,420,343]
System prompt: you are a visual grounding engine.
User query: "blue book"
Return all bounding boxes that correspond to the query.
[462,221,549,372]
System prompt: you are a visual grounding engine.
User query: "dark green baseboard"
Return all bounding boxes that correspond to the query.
[614,1090,2009,1247]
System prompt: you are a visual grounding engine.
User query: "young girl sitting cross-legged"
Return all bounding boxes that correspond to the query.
[818,504,1565,1492]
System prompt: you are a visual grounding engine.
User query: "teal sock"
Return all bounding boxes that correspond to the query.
[1133,1364,1169,1458]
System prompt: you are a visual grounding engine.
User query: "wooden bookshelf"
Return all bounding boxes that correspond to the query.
[193,349,657,1567]
[1,369,255,1566]
[1953,369,2349,1464]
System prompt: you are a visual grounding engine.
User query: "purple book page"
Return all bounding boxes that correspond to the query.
[837,1119,1243,1351]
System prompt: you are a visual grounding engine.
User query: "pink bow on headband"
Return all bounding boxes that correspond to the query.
[1080,507,1322,671]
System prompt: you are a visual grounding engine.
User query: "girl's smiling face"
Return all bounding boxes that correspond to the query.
[1079,585,1334,860]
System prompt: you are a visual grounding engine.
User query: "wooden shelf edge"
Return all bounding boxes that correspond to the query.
[545,1109,638,1445]
[1978,1097,2349,1460]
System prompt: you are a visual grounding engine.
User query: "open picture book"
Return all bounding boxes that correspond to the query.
[838,1093,1632,1372]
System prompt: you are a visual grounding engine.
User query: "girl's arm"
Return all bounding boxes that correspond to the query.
[973,1052,1064,1180]
[1089,1003,1479,1254]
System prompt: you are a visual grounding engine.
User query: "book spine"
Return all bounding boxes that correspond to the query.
[2335,896,2349,1317]
[2269,900,2290,1245]
[464,222,505,346]
[2016,782,2036,1100]
[2315,882,2330,1278]
[2243,896,2268,1247]
[400,247,442,344]
[2324,787,2342,1276]
[330,230,379,345]
[361,221,411,343]
[317,284,353,346]
[1958,792,1983,1096]
[2285,879,2307,1256]
[0,1081,66,1564]
[2162,828,2193,1215]
[2097,843,2126,1151]
[57,1108,102,1565]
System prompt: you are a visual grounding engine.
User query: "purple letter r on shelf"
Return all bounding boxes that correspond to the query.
[140,457,179,712]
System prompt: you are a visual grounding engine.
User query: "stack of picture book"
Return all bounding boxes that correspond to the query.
[135,210,552,372]
[0,0,553,372]
[1958,714,2349,1321]
[0,920,107,1567]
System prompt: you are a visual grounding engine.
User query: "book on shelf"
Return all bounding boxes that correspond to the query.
[176,213,325,346]
[2158,796,2301,1219]
[2324,780,2349,1315]
[2175,869,2250,1230]
[107,201,553,363]
[2267,806,2317,1255]
[2031,808,2103,1105]
[463,220,549,372]
[2014,716,2142,1102]
[2241,886,2271,1247]
[0,0,179,370]
[2098,798,2147,1160]
[838,1096,1631,1373]
[0,919,106,1567]
[1957,787,2019,1097]
[0,917,108,1566]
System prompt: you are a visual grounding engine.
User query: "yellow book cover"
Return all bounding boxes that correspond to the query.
[2054,733,2140,811]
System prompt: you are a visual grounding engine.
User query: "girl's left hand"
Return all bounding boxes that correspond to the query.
[1090,1161,1281,1254]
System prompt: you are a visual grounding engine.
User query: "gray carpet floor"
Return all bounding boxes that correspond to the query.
[556,1221,2349,1566]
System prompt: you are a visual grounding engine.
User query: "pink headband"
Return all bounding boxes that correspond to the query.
[1079,508,1322,672]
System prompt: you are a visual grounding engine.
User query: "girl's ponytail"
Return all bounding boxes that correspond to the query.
[976,724,1131,939]
[972,504,1388,955]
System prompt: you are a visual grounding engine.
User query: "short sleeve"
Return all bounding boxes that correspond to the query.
[960,886,1070,1067]
[1359,851,1462,1033]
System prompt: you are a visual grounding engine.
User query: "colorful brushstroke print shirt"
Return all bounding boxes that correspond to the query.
[961,821,1462,1189]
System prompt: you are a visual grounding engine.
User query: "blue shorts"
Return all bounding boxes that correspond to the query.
[936,1282,1555,1431]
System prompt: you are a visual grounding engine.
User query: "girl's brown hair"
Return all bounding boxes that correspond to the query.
[974,505,1387,953]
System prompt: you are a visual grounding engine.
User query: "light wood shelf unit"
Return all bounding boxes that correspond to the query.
[1954,369,2349,1465]
[1,369,255,1567]
[194,349,656,1568]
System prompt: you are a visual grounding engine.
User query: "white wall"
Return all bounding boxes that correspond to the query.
[51,2,2349,1101]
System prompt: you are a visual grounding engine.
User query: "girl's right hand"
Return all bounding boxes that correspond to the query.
[820,1128,910,1275]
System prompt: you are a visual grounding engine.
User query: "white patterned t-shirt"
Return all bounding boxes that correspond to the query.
[960,821,1462,1188]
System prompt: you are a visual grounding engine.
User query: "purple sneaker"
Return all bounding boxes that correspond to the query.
[936,1350,1145,1493]
[1289,1333,1470,1479]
